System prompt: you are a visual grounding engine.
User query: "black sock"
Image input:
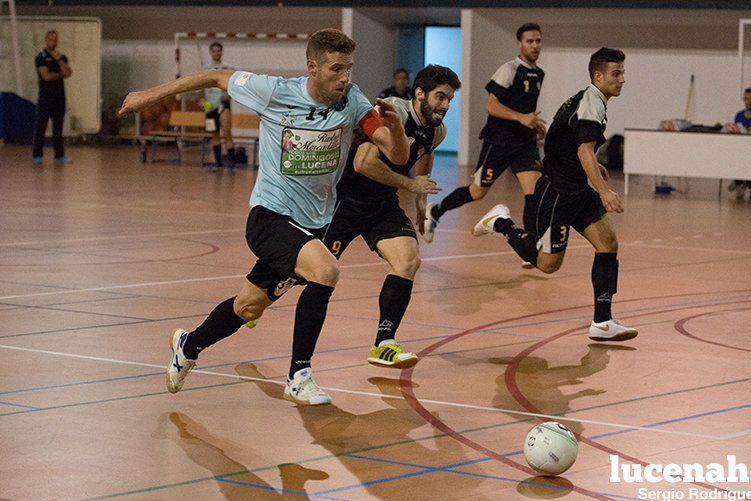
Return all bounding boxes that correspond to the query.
[375,275,414,346]
[183,297,246,360]
[592,252,618,323]
[213,145,222,166]
[494,217,539,265]
[433,186,474,220]
[289,282,335,379]
[227,147,236,162]
[522,194,535,232]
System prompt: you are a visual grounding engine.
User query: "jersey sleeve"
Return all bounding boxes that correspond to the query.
[59,55,68,64]
[35,53,45,68]
[227,71,279,114]
[485,62,515,101]
[735,111,744,124]
[572,91,606,145]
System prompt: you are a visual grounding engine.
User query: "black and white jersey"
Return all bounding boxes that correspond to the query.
[35,49,67,101]
[480,57,544,145]
[543,84,608,193]
[338,97,445,204]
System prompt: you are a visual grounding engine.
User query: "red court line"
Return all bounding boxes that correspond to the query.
[400,292,749,498]
[674,307,751,353]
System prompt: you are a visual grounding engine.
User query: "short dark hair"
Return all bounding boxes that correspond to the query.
[745,87,751,94]
[209,42,223,50]
[306,29,356,62]
[393,68,409,78]
[45,30,57,37]
[516,23,541,41]
[588,47,626,79]
[413,64,461,95]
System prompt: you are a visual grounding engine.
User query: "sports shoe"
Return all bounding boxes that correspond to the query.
[367,340,418,368]
[54,156,72,165]
[284,368,331,405]
[588,319,638,342]
[473,204,511,236]
[32,156,43,165]
[521,261,536,269]
[166,329,197,393]
[422,203,438,243]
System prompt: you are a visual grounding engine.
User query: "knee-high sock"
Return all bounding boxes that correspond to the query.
[432,186,474,220]
[212,144,222,166]
[183,297,246,360]
[592,252,618,323]
[290,282,334,379]
[494,218,539,266]
[375,274,414,346]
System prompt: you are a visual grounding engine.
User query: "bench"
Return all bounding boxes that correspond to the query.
[138,110,260,168]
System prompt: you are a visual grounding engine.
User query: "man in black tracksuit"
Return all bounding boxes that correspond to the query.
[32,30,72,164]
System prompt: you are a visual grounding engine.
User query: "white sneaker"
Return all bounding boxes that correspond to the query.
[284,368,332,405]
[422,203,438,243]
[473,204,511,236]
[588,319,638,342]
[521,261,536,269]
[166,329,197,393]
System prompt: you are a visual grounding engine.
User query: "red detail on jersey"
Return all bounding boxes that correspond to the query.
[359,110,382,140]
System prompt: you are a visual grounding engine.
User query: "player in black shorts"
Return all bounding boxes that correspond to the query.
[423,23,546,244]
[324,65,461,367]
[473,47,638,342]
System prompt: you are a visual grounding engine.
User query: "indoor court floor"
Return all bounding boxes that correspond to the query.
[1,144,749,500]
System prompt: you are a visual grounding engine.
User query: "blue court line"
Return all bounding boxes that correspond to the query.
[297,400,751,500]
[347,453,639,500]
[0,400,40,410]
[591,402,751,440]
[215,477,347,501]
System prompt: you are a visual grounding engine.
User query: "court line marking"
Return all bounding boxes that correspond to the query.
[0,247,591,301]
[0,343,727,440]
[628,242,751,255]
[0,228,246,248]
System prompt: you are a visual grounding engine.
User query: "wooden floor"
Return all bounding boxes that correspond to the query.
[1,143,750,500]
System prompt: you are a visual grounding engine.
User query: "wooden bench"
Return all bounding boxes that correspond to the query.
[138,110,260,167]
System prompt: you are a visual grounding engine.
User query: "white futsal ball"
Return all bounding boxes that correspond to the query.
[523,421,579,476]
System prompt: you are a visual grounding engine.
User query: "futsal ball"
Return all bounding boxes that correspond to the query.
[523,421,578,476]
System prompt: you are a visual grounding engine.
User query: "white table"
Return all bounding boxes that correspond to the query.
[624,129,751,196]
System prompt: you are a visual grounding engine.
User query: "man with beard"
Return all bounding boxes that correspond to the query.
[423,23,546,245]
[323,64,460,367]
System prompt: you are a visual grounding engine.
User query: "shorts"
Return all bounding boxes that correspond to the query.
[525,176,607,254]
[473,139,542,188]
[205,103,230,132]
[323,196,417,258]
[245,205,325,301]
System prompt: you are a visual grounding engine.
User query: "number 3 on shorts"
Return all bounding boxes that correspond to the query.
[559,226,568,242]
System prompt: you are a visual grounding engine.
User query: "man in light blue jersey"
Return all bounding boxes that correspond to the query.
[203,42,237,171]
[120,29,408,406]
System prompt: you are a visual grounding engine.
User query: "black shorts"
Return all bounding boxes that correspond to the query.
[323,196,417,258]
[205,104,230,131]
[473,139,541,187]
[525,176,607,254]
[245,206,325,301]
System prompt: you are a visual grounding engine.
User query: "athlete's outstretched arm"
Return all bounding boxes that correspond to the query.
[353,142,439,195]
[118,70,234,115]
[369,99,410,165]
[578,141,623,213]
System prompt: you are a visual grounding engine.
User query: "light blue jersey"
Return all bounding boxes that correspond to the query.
[227,70,374,228]
[204,63,236,111]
